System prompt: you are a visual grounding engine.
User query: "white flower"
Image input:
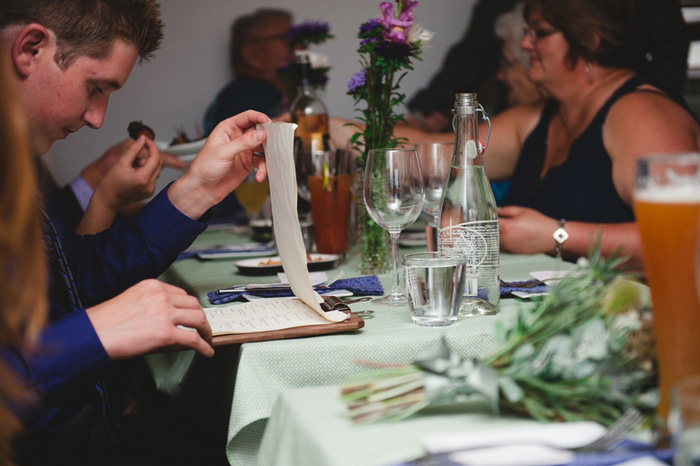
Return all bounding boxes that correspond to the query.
[308,51,330,69]
[407,23,434,49]
[294,50,330,69]
[309,52,329,69]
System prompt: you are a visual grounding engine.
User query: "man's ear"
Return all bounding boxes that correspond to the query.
[11,24,53,79]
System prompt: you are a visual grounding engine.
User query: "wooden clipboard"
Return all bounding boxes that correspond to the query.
[212,311,364,346]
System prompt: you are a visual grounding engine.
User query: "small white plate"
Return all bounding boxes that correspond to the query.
[155,138,206,158]
[235,254,341,275]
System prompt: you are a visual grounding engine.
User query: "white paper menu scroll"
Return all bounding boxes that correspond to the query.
[257,122,347,323]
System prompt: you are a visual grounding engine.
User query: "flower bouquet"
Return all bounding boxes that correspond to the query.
[277,21,334,105]
[341,250,658,426]
[346,0,433,274]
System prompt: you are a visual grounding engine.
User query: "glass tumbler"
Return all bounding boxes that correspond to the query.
[403,251,467,327]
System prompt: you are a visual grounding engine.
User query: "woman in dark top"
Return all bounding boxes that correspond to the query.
[486,0,700,267]
[393,0,700,266]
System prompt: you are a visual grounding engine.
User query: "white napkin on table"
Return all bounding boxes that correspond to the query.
[423,420,606,452]
[449,444,574,466]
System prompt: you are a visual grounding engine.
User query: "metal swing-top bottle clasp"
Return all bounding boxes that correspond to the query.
[451,93,492,151]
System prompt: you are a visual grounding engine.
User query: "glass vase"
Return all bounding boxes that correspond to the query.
[355,162,391,275]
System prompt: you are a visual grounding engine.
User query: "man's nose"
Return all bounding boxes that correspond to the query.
[83,98,108,129]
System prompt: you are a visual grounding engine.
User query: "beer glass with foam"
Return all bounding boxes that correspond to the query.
[634,152,700,422]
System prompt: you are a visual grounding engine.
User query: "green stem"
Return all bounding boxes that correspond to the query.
[381,70,395,147]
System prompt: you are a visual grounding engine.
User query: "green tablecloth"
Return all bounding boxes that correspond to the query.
[257,385,542,466]
[152,228,574,465]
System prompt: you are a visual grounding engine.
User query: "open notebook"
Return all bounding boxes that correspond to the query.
[205,122,364,345]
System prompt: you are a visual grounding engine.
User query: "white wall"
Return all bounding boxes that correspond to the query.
[43,0,475,188]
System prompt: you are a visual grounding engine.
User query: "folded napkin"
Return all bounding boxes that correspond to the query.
[471,281,550,301]
[176,242,275,260]
[501,280,551,297]
[499,279,549,297]
[208,275,384,305]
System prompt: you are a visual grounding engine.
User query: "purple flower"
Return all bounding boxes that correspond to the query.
[310,69,329,86]
[374,40,413,59]
[378,1,417,42]
[287,21,330,41]
[347,70,366,93]
[401,1,419,23]
[359,19,382,36]
[360,37,378,46]
[384,27,407,42]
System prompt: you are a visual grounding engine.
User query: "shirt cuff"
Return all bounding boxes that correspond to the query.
[136,183,209,254]
[68,175,94,212]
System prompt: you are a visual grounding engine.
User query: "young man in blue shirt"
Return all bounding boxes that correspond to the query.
[1,1,270,463]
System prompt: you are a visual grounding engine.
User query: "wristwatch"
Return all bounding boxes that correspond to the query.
[553,219,569,258]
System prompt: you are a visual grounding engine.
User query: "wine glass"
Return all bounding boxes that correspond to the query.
[364,148,424,305]
[236,168,270,222]
[416,142,453,224]
[416,142,453,250]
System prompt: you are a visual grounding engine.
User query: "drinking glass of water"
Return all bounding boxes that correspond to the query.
[403,251,466,326]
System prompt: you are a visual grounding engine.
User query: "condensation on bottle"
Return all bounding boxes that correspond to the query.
[437,93,500,316]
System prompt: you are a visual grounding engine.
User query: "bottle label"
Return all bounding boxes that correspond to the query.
[438,220,498,267]
[438,220,499,297]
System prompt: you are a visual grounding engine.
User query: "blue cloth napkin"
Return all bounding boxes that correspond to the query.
[208,275,384,305]
[566,439,673,466]
[499,280,550,296]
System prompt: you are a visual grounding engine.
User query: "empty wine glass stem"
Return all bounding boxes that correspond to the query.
[389,230,402,297]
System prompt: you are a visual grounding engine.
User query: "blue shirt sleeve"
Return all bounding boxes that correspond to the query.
[56,185,208,305]
[1,309,112,428]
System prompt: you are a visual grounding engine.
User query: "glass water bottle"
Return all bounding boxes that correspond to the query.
[437,93,500,316]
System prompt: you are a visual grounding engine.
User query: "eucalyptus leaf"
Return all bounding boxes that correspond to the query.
[532,335,573,377]
[511,342,535,363]
[566,360,597,379]
[499,376,524,403]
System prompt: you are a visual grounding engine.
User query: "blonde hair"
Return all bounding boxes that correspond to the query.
[0,47,47,464]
